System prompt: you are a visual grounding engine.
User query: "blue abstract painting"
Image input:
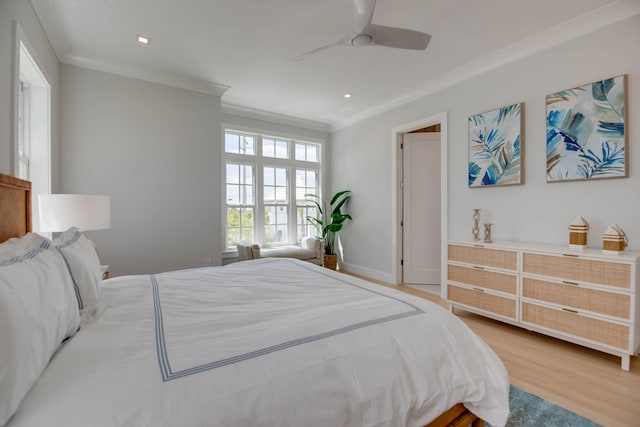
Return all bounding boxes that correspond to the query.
[468,103,522,187]
[546,76,626,182]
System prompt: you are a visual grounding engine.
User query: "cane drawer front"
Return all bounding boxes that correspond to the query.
[448,244,517,271]
[448,285,517,319]
[522,302,630,350]
[522,278,631,320]
[522,252,631,290]
[448,264,517,295]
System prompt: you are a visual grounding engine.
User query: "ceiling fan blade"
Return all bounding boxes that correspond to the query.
[287,35,351,63]
[370,24,432,50]
[288,44,335,63]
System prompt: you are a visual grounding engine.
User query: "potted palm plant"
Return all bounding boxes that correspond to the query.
[304,190,352,270]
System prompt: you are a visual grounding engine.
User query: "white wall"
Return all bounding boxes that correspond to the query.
[0,0,59,186]
[332,14,640,283]
[59,64,222,276]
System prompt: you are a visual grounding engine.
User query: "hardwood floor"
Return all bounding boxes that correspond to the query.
[351,274,640,427]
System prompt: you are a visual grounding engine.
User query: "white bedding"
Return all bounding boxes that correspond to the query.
[8,258,509,427]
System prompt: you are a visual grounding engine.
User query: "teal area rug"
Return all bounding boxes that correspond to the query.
[506,385,603,427]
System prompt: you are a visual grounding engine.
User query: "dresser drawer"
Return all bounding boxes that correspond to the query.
[448,264,517,295]
[522,252,631,289]
[522,277,630,320]
[448,285,517,319]
[448,244,517,271]
[522,302,630,350]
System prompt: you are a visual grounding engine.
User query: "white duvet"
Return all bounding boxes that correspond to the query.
[8,258,509,427]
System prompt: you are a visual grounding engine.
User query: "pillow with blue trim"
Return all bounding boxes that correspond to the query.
[0,233,80,425]
[0,232,45,258]
[53,227,102,320]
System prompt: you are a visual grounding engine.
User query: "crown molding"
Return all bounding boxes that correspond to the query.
[30,0,71,59]
[62,54,229,97]
[222,103,331,133]
[330,0,640,132]
[32,0,228,96]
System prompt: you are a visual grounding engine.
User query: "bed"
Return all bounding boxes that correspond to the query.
[0,173,509,427]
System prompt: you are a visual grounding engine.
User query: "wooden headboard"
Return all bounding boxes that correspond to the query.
[0,173,32,243]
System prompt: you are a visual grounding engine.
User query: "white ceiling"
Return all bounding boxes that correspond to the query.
[31,0,638,129]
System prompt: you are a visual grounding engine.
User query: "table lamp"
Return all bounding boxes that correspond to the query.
[38,194,110,256]
[38,194,110,232]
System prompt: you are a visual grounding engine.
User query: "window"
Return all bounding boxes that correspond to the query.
[263,166,288,243]
[223,129,322,251]
[225,163,254,245]
[13,29,52,233]
[225,132,255,155]
[295,142,318,162]
[295,169,318,241]
[263,137,289,159]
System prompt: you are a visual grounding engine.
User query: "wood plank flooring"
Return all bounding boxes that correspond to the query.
[352,275,640,427]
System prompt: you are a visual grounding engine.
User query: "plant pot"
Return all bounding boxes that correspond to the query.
[323,254,338,270]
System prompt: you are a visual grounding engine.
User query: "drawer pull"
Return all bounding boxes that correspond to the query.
[472,287,485,292]
[472,265,485,270]
[562,280,579,286]
[562,307,578,314]
[561,253,579,258]
[472,244,485,248]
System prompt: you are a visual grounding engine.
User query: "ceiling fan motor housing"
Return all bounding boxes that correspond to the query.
[351,33,373,46]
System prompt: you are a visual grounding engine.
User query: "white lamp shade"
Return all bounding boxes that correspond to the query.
[38,194,110,232]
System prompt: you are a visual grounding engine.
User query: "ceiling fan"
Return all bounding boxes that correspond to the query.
[290,0,431,62]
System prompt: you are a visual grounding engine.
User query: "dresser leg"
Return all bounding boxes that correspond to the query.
[621,355,630,371]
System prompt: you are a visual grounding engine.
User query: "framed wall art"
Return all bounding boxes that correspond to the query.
[468,103,522,187]
[546,75,627,182]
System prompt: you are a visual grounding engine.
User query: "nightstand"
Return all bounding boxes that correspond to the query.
[100,265,110,280]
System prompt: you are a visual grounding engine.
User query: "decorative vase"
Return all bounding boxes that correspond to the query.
[483,223,493,243]
[323,254,338,270]
[472,209,481,241]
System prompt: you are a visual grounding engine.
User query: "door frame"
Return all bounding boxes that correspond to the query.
[390,111,448,299]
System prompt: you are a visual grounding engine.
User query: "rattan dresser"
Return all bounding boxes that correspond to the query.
[447,240,640,370]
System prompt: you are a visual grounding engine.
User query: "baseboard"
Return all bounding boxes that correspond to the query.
[338,262,395,284]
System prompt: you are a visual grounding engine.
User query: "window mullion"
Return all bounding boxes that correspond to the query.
[288,165,297,244]
[288,143,296,244]
[255,139,265,244]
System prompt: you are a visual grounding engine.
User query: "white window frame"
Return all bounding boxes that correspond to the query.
[18,80,30,179]
[12,21,52,234]
[222,126,324,252]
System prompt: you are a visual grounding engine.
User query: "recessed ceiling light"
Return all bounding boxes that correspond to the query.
[137,35,150,45]
[344,93,352,99]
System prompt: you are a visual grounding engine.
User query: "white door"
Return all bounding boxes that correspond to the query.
[402,132,441,284]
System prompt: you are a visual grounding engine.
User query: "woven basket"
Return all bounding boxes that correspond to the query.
[568,216,589,248]
[602,224,628,253]
[603,237,627,252]
[323,254,338,270]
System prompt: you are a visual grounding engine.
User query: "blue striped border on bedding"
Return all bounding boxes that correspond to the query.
[152,259,424,382]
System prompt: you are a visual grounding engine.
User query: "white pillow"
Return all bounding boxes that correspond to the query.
[53,227,102,318]
[0,232,46,258]
[0,235,80,425]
